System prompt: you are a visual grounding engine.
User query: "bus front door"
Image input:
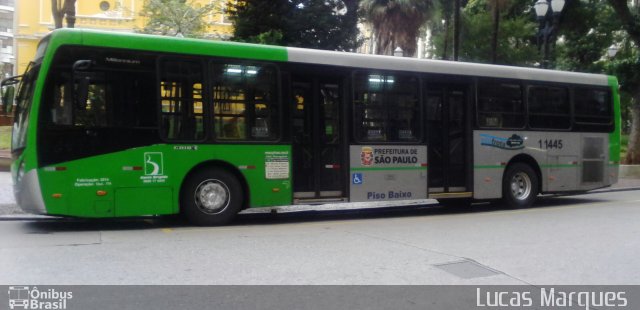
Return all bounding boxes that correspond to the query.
[291,78,345,202]
[426,83,469,195]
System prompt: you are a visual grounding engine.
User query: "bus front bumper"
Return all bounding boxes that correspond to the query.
[14,169,47,214]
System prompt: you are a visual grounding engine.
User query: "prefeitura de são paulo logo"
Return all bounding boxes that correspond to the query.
[361,147,374,166]
[8,286,73,309]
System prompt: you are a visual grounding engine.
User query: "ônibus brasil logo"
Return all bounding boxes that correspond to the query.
[8,286,73,309]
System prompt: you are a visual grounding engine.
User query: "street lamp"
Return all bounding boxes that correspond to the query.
[534,0,565,68]
[607,44,619,58]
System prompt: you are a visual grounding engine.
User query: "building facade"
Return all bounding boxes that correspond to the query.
[14,0,234,75]
[0,0,13,78]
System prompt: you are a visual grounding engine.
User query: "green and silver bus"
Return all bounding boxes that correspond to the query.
[8,29,620,225]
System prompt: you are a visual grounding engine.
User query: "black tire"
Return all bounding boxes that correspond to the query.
[181,167,244,226]
[502,163,539,208]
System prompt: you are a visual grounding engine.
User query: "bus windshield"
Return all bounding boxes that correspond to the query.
[12,62,40,153]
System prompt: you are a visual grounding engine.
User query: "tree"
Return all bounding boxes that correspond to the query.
[430,0,536,65]
[230,0,360,51]
[138,0,217,38]
[488,0,510,63]
[359,0,433,56]
[230,1,289,45]
[51,0,76,28]
[555,0,619,72]
[607,0,640,164]
[437,0,454,59]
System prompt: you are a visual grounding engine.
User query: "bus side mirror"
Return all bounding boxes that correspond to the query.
[72,60,94,110]
[72,60,93,72]
[1,76,21,114]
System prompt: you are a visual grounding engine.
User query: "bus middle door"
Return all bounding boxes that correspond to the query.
[426,82,471,197]
[291,77,345,202]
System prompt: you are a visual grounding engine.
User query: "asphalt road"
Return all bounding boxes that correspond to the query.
[1,190,639,285]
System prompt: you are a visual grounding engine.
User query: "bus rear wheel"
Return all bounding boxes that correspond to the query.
[181,167,244,226]
[502,163,539,209]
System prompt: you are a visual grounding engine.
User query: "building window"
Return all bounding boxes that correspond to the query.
[220,1,235,24]
[99,1,110,11]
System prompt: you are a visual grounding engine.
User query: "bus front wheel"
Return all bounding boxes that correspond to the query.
[502,163,539,208]
[181,167,244,226]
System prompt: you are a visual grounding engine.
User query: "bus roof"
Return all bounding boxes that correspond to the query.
[45,28,610,86]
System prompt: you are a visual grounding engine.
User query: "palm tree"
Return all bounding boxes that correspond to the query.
[359,0,433,57]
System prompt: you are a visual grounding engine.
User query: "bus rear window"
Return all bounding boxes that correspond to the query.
[574,88,612,131]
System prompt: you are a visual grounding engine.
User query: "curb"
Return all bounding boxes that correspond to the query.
[590,186,640,193]
[620,165,640,178]
[0,157,10,171]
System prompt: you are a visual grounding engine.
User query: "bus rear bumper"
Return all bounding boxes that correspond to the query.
[14,169,47,214]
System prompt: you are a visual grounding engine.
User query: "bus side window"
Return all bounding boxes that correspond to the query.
[353,72,420,142]
[528,86,570,130]
[212,63,279,141]
[477,81,524,129]
[159,60,205,141]
[50,81,73,125]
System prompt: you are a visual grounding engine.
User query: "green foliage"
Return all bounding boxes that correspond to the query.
[551,1,638,136]
[605,39,640,134]
[230,0,361,51]
[555,1,619,72]
[138,0,218,38]
[430,0,537,65]
[249,30,284,46]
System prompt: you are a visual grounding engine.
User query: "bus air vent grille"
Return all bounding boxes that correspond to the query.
[582,137,604,183]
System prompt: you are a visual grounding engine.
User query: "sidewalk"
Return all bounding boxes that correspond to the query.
[0,170,21,215]
[0,149,10,172]
[0,171,639,218]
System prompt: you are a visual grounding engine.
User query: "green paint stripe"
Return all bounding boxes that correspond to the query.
[74,29,288,62]
[474,164,581,169]
[474,165,504,169]
[351,166,427,171]
[541,164,580,168]
[608,76,622,163]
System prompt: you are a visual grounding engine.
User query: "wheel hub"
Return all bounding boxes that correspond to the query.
[510,172,532,201]
[194,180,230,214]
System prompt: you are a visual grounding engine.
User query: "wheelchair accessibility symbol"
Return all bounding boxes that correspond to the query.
[352,173,363,185]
